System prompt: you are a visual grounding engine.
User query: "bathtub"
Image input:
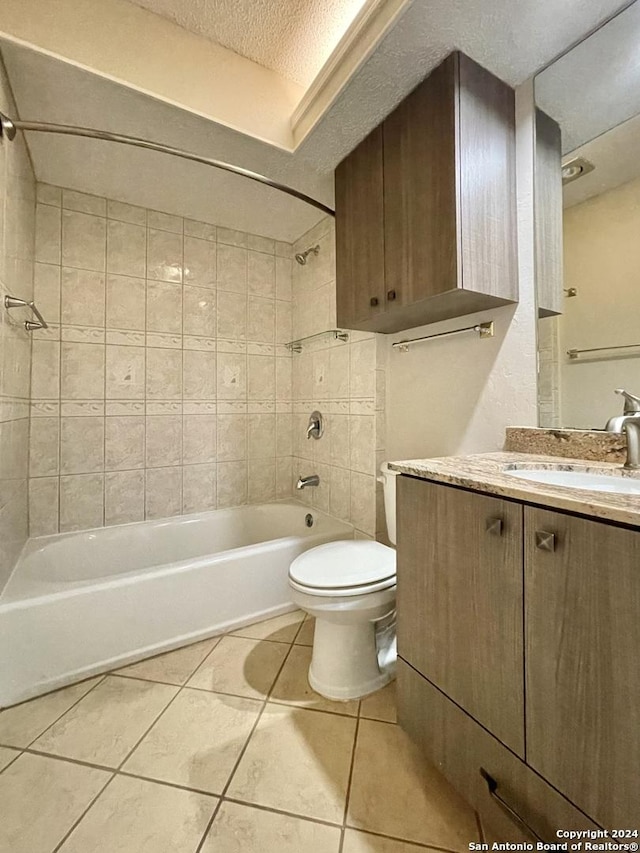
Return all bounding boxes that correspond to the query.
[0,502,352,708]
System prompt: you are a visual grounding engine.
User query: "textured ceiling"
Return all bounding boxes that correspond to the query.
[125,0,368,86]
[536,0,640,154]
[563,113,640,208]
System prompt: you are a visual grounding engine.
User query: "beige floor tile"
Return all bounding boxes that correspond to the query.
[115,638,220,685]
[270,645,359,715]
[59,774,217,853]
[187,636,288,699]
[0,677,102,747]
[202,801,341,853]
[231,610,305,643]
[343,830,428,852]
[123,688,262,793]
[227,703,356,823]
[347,720,478,849]
[32,676,178,767]
[294,617,315,646]
[359,681,397,723]
[0,753,110,853]
[0,746,20,772]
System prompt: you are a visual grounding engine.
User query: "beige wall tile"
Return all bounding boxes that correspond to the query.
[183,350,216,400]
[61,268,105,327]
[216,460,247,507]
[350,471,376,535]
[147,281,182,334]
[248,458,275,502]
[217,414,247,461]
[276,456,293,498]
[276,413,292,457]
[106,219,146,277]
[183,286,216,336]
[145,466,182,519]
[106,273,146,330]
[182,463,217,513]
[29,476,59,536]
[146,348,182,399]
[106,344,145,399]
[62,210,106,272]
[329,466,350,522]
[350,338,376,398]
[184,236,216,288]
[145,415,182,467]
[248,250,275,298]
[350,416,376,475]
[184,219,216,241]
[217,243,247,292]
[104,470,144,525]
[148,210,182,233]
[29,417,59,477]
[275,256,293,301]
[147,228,183,282]
[247,296,275,343]
[217,291,247,340]
[217,226,247,248]
[33,262,61,324]
[105,415,145,470]
[217,352,246,400]
[275,301,292,344]
[107,199,146,226]
[248,356,275,400]
[60,416,105,474]
[62,189,106,217]
[61,343,105,399]
[59,473,104,531]
[35,204,61,264]
[36,183,62,206]
[183,415,216,464]
[247,234,275,254]
[248,413,276,459]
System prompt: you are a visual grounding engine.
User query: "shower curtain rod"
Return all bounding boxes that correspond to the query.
[0,112,335,217]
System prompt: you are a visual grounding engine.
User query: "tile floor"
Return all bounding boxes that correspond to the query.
[0,610,483,853]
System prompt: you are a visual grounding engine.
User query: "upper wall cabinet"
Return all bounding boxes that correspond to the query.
[335,52,518,334]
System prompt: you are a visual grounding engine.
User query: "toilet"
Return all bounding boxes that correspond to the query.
[288,463,399,700]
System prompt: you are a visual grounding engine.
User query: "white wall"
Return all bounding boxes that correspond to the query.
[384,82,539,461]
[559,175,640,429]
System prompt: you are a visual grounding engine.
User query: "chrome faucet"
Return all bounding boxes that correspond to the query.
[606,389,640,432]
[306,411,324,440]
[623,420,640,470]
[296,474,320,490]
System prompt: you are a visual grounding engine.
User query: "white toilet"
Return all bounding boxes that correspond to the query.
[288,463,399,700]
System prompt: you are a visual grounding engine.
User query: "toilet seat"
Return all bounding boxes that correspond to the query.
[289,540,396,597]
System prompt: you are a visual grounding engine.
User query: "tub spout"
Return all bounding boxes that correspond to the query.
[296,474,320,490]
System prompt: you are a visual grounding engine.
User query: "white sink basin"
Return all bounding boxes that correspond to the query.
[504,468,640,495]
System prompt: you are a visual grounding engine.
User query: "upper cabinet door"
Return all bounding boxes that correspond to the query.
[525,507,640,827]
[335,124,385,329]
[335,51,518,334]
[382,55,458,310]
[397,476,525,756]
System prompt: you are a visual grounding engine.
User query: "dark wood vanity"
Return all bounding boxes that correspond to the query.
[396,471,640,839]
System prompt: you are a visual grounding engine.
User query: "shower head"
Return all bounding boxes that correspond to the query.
[295,245,320,265]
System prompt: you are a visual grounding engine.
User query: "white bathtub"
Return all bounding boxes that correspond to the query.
[0,502,352,707]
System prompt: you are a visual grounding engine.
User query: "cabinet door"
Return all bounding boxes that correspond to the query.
[398,660,599,842]
[382,55,458,311]
[525,508,640,827]
[397,476,524,755]
[335,125,385,328]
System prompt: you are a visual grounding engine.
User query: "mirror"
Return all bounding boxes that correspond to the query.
[534,1,640,430]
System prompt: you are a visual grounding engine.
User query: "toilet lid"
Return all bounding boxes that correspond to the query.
[289,540,396,591]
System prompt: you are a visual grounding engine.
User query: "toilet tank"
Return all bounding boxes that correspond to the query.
[377,462,400,545]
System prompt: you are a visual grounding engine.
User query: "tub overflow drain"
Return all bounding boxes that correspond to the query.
[305,514,314,528]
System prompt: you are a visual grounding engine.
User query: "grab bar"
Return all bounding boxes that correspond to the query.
[4,295,48,331]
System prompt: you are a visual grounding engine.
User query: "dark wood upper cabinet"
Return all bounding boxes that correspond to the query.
[335,52,518,334]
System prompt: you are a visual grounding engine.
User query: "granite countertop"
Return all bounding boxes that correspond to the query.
[388,451,640,528]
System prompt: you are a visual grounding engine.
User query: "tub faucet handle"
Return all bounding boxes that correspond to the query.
[306,411,323,440]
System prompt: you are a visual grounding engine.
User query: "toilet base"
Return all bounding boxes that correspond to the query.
[308,616,394,700]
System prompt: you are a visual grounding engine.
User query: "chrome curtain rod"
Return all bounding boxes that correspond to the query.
[0,113,335,217]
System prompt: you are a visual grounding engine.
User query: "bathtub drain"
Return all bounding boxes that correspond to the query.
[305,513,314,528]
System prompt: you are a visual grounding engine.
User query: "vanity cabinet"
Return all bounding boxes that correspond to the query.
[525,508,640,828]
[396,474,640,838]
[397,476,524,755]
[335,52,518,334]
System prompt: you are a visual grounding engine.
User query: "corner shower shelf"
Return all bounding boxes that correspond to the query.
[285,329,350,353]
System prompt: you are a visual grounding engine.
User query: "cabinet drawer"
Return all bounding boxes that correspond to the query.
[398,659,599,841]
